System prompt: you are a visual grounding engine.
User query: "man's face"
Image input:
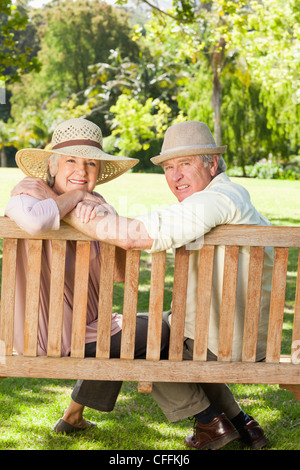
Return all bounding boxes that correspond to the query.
[162,155,219,202]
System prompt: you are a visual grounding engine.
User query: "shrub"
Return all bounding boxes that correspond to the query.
[227,158,299,180]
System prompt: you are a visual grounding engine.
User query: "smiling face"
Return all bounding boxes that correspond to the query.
[162,155,219,202]
[50,155,101,194]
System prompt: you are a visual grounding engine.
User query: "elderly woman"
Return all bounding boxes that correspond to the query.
[6,118,169,433]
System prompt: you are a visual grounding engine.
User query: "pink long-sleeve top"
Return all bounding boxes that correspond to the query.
[5,194,122,356]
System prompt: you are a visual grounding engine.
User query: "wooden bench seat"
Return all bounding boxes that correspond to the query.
[0,217,299,400]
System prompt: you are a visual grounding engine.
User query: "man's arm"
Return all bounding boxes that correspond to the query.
[63,208,154,251]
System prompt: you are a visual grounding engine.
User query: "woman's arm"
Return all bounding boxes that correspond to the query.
[5,195,61,235]
[10,177,105,220]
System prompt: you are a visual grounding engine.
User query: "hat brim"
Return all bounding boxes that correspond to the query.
[151,145,227,166]
[15,147,139,185]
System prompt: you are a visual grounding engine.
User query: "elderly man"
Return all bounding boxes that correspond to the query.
[64,121,273,450]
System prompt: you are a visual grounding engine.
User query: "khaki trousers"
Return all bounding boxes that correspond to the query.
[151,338,241,422]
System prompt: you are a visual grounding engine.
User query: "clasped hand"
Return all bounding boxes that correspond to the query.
[11,177,112,223]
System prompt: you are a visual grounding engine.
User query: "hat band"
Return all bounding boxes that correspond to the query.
[52,139,103,151]
[160,143,217,155]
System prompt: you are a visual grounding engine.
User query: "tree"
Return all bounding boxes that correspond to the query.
[117,0,250,146]
[33,0,139,98]
[9,0,141,135]
[86,45,187,128]
[127,0,299,163]
[0,120,18,166]
[106,94,174,170]
[0,0,40,83]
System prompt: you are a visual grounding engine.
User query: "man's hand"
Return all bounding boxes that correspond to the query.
[11,177,57,201]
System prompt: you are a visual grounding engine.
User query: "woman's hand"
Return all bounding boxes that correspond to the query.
[75,200,101,223]
[11,177,57,201]
[75,193,114,224]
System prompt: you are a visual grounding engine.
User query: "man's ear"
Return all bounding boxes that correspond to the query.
[210,154,219,177]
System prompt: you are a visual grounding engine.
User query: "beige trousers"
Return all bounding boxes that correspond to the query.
[151,338,242,422]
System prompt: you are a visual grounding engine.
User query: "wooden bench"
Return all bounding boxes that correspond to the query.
[0,217,299,400]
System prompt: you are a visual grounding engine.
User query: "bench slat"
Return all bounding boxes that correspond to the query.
[2,355,299,385]
[193,245,215,361]
[266,247,289,363]
[242,246,265,362]
[47,240,67,357]
[120,250,140,360]
[1,219,299,247]
[70,241,91,358]
[96,243,115,359]
[0,239,18,355]
[204,224,300,247]
[23,240,43,356]
[291,249,300,363]
[168,246,190,361]
[146,251,166,361]
[218,246,239,361]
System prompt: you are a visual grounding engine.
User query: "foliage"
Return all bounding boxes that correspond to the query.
[105,95,174,170]
[230,0,300,154]
[1,0,299,173]
[0,0,40,83]
[0,120,19,166]
[227,158,300,180]
[9,0,140,130]
[142,0,299,167]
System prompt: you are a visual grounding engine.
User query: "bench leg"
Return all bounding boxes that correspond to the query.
[279,384,300,401]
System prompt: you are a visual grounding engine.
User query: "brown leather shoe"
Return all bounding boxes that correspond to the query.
[184,413,239,450]
[238,416,269,449]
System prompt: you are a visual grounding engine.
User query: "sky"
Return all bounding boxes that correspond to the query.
[28,0,119,7]
[28,0,171,9]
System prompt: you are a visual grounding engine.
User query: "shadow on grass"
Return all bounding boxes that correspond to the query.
[1,377,299,450]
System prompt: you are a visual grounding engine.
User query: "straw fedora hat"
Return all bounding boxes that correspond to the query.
[151,121,227,165]
[16,118,139,185]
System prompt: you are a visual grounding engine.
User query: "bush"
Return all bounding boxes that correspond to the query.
[284,156,300,179]
[227,158,300,180]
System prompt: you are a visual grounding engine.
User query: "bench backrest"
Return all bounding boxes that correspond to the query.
[0,218,299,388]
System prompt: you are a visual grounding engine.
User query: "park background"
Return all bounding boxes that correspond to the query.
[0,0,299,450]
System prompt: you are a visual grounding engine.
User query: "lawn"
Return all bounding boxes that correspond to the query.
[0,169,299,451]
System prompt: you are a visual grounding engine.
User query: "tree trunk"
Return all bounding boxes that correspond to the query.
[211,37,226,146]
[212,72,222,145]
[0,147,7,167]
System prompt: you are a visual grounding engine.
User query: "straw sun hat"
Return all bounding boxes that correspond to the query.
[151,121,227,165]
[16,118,139,185]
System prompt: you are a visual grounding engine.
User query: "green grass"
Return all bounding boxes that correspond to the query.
[0,169,299,450]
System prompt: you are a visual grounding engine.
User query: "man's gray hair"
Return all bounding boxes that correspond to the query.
[199,154,227,172]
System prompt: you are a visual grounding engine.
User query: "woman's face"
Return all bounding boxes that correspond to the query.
[51,155,100,194]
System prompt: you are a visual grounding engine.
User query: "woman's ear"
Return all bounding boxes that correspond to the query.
[49,161,55,178]
[48,155,59,177]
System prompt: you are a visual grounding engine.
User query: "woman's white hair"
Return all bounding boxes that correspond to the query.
[46,154,60,187]
[46,154,104,187]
